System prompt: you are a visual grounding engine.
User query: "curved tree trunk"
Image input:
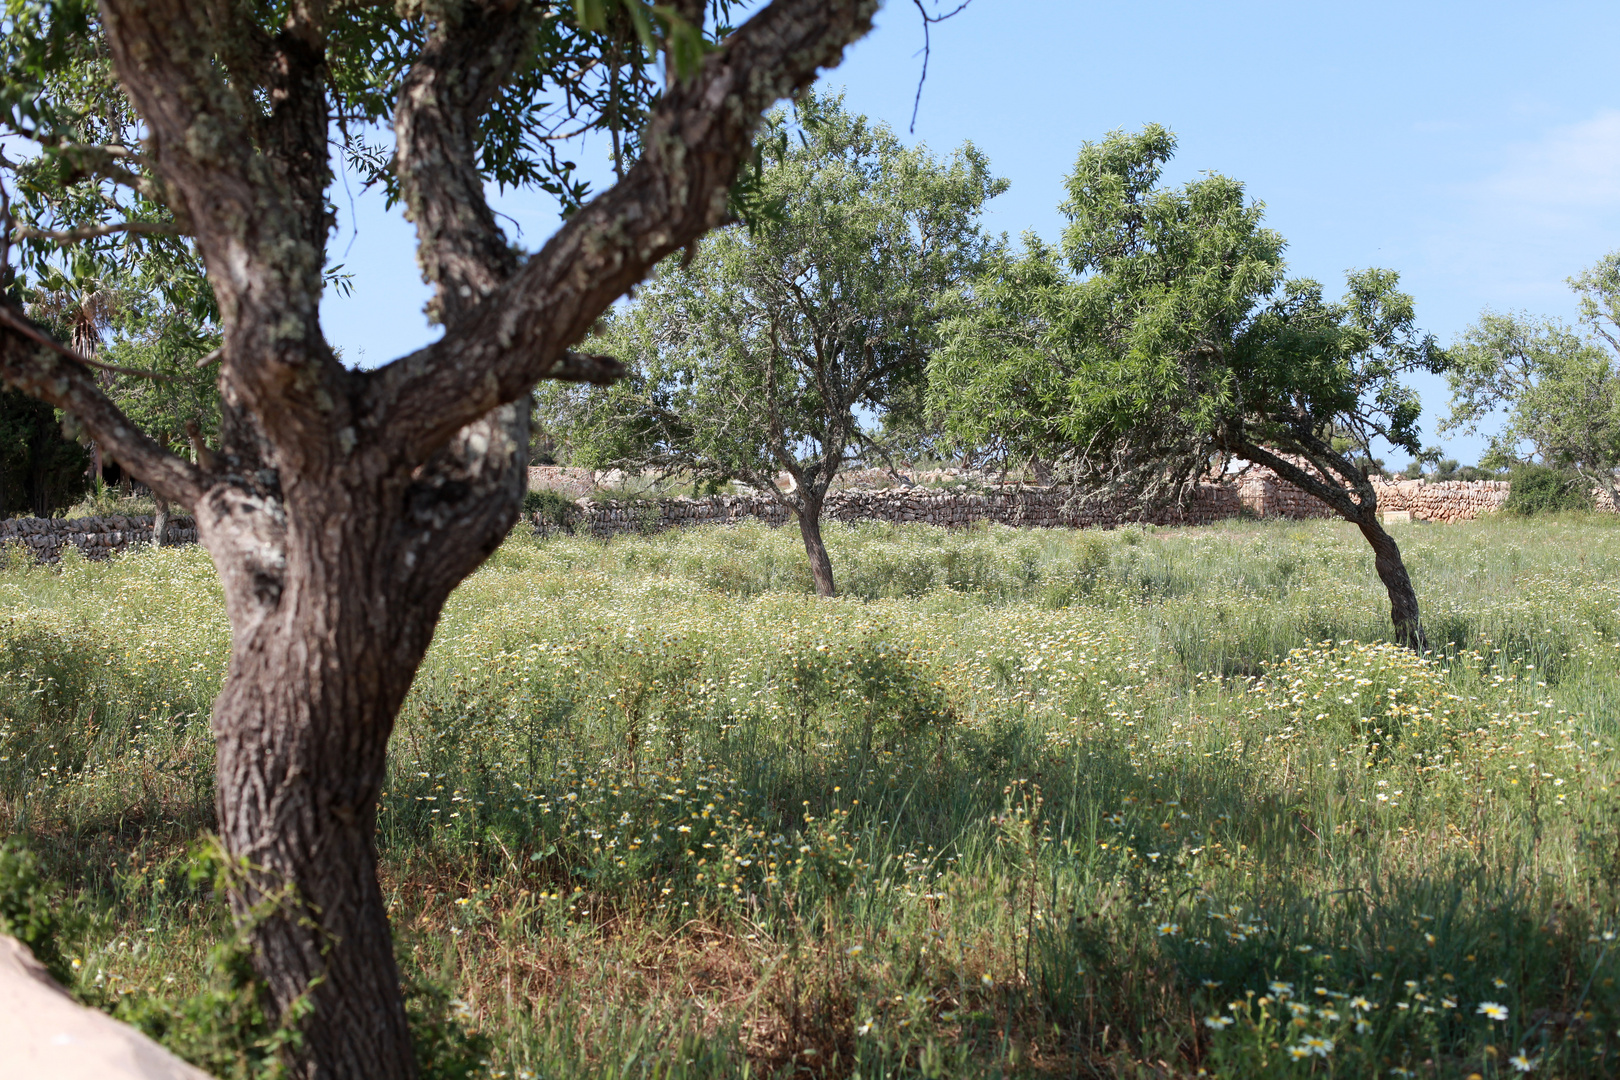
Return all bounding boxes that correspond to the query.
[796,493,837,597]
[1355,514,1426,652]
[1236,441,1426,652]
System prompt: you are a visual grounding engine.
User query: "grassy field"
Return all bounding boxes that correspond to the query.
[1,514,1618,1078]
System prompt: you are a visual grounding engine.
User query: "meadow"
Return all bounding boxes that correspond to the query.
[1,513,1617,1079]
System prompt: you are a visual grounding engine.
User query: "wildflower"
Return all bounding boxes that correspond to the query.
[454,897,471,907]
[1201,978,1221,988]
[1157,922,1181,937]
[856,1018,874,1036]
[845,945,864,956]
[1269,980,1294,998]
[1492,977,1507,988]
[1287,1045,1310,1061]
[1350,996,1372,1011]
[1301,1036,1333,1056]
[1509,1052,1536,1073]
[1478,1002,1509,1021]
[1204,1015,1233,1030]
[1357,1019,1373,1034]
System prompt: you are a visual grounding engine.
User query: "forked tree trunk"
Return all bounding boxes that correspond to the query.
[795,493,837,598]
[198,405,530,1079]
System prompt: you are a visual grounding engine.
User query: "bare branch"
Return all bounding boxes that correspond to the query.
[0,306,204,506]
[551,352,627,384]
[908,0,974,133]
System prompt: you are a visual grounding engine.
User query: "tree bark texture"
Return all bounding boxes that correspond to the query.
[795,493,837,598]
[0,2,877,1077]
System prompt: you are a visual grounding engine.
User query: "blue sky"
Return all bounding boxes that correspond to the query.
[320,0,1620,466]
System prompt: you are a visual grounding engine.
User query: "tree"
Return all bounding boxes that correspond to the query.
[545,91,1004,596]
[1443,252,1620,506]
[930,126,1448,648]
[0,2,879,1076]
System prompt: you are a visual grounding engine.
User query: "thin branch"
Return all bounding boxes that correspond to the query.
[0,306,183,385]
[908,0,973,133]
[11,219,185,244]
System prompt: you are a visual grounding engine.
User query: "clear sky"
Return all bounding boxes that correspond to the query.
[319,0,1620,466]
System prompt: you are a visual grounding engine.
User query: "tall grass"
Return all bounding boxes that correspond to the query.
[2,513,1619,1078]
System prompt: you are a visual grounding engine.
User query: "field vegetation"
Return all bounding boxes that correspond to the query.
[1,514,1617,1078]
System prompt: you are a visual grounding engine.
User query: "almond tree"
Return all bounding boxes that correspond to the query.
[0,1,878,1075]
[547,91,1004,596]
[931,126,1449,649]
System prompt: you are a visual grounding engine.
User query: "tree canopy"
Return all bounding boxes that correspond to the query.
[929,126,1448,645]
[1444,251,1620,505]
[546,90,1004,595]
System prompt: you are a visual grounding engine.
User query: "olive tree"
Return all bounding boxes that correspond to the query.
[930,126,1448,648]
[545,91,1004,596]
[0,1,878,1075]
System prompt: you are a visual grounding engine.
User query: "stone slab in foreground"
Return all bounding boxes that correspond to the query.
[0,935,212,1080]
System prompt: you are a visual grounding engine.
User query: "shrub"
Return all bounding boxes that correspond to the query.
[1505,464,1594,514]
[0,836,77,984]
[522,489,578,529]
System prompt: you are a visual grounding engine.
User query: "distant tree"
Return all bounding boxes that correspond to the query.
[545,92,1005,596]
[930,126,1448,648]
[1443,253,1620,506]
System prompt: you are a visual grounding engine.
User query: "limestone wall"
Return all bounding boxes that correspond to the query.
[0,515,198,563]
[536,472,1527,537]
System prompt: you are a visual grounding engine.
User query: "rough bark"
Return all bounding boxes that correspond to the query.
[1237,440,1427,652]
[796,491,837,598]
[0,3,876,1077]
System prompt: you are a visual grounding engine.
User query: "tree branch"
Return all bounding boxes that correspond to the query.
[366,0,878,463]
[0,306,204,506]
[11,219,184,244]
[392,0,534,329]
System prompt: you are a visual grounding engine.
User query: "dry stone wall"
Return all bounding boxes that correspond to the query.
[0,514,198,563]
[0,474,1528,564]
[538,473,1527,537]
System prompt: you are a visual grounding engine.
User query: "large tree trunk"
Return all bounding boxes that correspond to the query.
[1355,515,1426,652]
[198,404,530,1080]
[795,494,837,598]
[210,545,421,1080]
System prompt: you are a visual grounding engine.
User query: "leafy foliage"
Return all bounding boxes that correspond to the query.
[0,835,78,983]
[0,387,89,516]
[542,92,1004,591]
[930,125,1448,509]
[1444,251,1620,502]
[1504,464,1595,515]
